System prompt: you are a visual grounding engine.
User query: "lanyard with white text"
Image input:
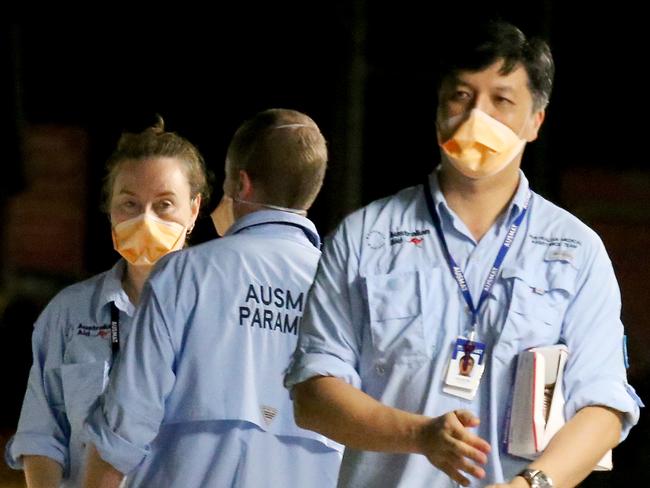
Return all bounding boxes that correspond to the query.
[110,302,120,357]
[422,178,531,340]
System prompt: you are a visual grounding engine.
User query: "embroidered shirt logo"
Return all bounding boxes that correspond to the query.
[77,323,111,338]
[529,235,582,249]
[365,230,386,249]
[390,229,430,246]
[261,405,278,425]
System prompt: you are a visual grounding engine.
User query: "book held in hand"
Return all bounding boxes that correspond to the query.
[507,344,612,471]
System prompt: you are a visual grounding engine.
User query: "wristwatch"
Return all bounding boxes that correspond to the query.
[517,468,554,488]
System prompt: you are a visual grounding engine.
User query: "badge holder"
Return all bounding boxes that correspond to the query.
[443,336,486,400]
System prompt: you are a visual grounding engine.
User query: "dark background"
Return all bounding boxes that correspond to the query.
[1,2,648,485]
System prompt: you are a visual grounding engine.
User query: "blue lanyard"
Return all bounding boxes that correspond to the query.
[422,178,530,338]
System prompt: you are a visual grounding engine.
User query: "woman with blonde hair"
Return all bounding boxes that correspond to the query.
[6,117,210,487]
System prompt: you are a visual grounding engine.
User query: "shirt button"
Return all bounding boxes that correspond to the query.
[375,364,385,375]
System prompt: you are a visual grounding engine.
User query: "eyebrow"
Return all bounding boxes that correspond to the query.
[117,189,178,198]
[448,76,517,93]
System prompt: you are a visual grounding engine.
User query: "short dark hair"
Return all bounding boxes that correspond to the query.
[437,20,554,110]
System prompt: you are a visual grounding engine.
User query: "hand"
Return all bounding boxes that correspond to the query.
[486,475,530,488]
[417,409,491,487]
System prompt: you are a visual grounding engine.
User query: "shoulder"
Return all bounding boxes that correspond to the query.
[528,192,606,254]
[329,183,424,248]
[33,270,111,334]
[43,271,109,313]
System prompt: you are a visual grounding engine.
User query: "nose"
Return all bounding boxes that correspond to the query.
[143,204,157,219]
[474,93,496,117]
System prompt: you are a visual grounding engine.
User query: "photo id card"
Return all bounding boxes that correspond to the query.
[443,336,486,400]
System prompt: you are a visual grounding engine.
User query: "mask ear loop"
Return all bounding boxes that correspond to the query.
[225,123,313,216]
[233,198,307,216]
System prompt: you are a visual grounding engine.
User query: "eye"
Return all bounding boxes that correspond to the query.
[119,199,138,211]
[494,96,515,106]
[154,199,175,213]
[451,89,472,101]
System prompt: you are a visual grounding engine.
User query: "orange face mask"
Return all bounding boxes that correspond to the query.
[112,214,186,266]
[439,109,526,179]
[210,194,308,237]
[211,195,235,237]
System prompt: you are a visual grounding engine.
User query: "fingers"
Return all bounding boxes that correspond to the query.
[422,411,492,485]
[440,460,471,486]
[450,433,489,465]
[455,409,480,428]
[437,442,486,487]
[451,410,491,455]
[439,452,486,486]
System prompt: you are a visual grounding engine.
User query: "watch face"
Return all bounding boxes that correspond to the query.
[520,469,553,488]
[530,471,553,488]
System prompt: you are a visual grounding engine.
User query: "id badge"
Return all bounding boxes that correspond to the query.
[443,336,486,400]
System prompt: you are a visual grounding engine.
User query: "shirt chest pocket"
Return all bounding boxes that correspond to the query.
[60,361,108,433]
[501,263,577,347]
[365,270,429,363]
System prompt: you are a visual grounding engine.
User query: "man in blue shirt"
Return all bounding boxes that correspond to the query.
[82,109,342,487]
[285,21,642,488]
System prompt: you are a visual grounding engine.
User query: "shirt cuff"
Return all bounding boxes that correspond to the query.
[4,433,67,471]
[564,379,643,442]
[82,406,149,475]
[284,351,362,394]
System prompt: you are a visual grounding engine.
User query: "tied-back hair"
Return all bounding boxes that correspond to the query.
[102,115,210,212]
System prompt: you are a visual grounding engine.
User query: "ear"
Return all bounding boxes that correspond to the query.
[188,194,202,230]
[237,170,254,200]
[524,109,546,142]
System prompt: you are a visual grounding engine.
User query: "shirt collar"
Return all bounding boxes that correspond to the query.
[99,259,136,317]
[428,168,531,227]
[226,209,321,249]
[509,170,531,219]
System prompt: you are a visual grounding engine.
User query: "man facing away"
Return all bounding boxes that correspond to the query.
[285,21,642,488]
[83,108,342,487]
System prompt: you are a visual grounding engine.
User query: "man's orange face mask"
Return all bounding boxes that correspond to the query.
[439,109,526,179]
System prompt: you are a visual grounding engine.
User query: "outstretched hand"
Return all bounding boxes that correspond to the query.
[418,409,491,487]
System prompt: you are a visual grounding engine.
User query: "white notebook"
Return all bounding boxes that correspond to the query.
[507,344,612,471]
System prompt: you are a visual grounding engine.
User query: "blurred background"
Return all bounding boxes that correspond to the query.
[1,2,648,485]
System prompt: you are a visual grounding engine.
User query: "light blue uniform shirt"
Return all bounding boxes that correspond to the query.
[84,210,342,487]
[285,171,642,487]
[5,260,135,488]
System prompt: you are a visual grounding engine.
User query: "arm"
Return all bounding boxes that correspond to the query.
[294,375,491,487]
[23,455,63,488]
[7,303,70,478]
[494,240,638,487]
[488,406,622,488]
[82,444,124,488]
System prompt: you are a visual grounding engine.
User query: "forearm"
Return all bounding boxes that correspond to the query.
[527,406,622,487]
[82,444,124,488]
[293,375,429,453]
[23,455,63,488]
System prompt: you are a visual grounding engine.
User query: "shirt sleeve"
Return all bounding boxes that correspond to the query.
[561,240,643,441]
[5,306,70,472]
[83,281,177,474]
[285,218,365,392]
